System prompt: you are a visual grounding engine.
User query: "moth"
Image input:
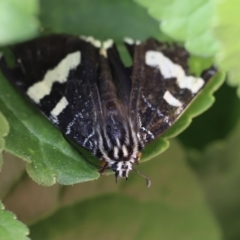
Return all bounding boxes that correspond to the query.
[0,34,216,186]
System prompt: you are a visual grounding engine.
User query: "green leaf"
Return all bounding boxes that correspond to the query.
[178,83,240,149]
[189,121,240,239]
[0,112,9,170]
[214,0,240,98]
[0,201,29,240]
[40,0,164,41]
[0,72,98,186]
[135,0,219,56]
[29,140,222,240]
[0,0,40,46]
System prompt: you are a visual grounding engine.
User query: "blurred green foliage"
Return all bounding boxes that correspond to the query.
[0,0,240,240]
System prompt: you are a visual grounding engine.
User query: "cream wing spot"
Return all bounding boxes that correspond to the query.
[103,39,113,50]
[177,76,204,94]
[50,96,69,117]
[163,91,182,107]
[80,36,101,48]
[124,37,140,45]
[145,50,205,94]
[124,37,134,45]
[101,39,114,57]
[27,51,81,103]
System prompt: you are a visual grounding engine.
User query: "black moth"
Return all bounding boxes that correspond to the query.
[0,34,216,186]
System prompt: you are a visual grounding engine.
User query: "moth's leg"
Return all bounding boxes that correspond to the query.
[99,160,109,175]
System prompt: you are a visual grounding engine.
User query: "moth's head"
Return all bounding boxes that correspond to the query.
[112,161,133,180]
[110,151,142,180]
[99,150,151,187]
[109,153,151,187]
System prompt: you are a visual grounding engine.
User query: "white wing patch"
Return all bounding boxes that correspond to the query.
[163,91,182,107]
[124,37,141,45]
[124,37,134,45]
[103,39,114,50]
[145,51,204,94]
[80,36,101,48]
[177,75,204,94]
[100,39,114,57]
[50,96,69,117]
[27,51,81,104]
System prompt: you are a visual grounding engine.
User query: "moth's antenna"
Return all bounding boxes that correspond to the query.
[133,168,151,187]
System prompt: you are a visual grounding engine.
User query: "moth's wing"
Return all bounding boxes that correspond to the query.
[126,38,216,143]
[0,34,102,153]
